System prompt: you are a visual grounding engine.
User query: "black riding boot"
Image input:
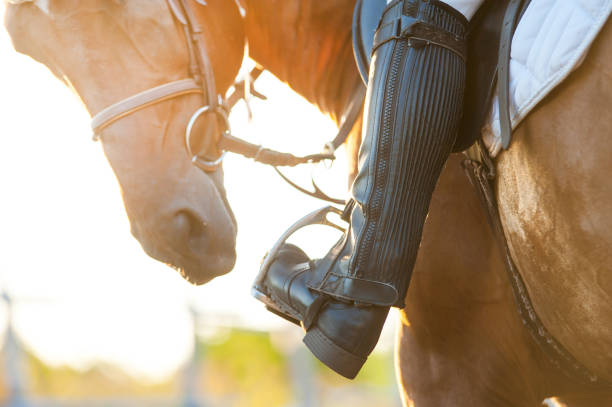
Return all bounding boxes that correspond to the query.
[253,0,467,379]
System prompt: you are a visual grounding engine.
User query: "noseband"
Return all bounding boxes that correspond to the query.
[91,0,230,172]
[90,0,339,174]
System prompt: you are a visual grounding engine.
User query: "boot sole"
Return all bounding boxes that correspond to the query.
[251,286,301,326]
[303,326,367,379]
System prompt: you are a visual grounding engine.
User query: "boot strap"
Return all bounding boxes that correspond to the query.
[372,1,467,60]
[302,295,331,331]
[309,274,398,307]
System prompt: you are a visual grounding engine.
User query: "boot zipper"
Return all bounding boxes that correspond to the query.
[354,39,408,276]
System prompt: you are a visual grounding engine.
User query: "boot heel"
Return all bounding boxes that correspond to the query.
[303,326,367,379]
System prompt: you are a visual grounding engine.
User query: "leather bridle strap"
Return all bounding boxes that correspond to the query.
[88,0,355,178]
[325,83,366,154]
[177,0,218,108]
[90,66,264,140]
[219,133,333,167]
[90,0,220,143]
[91,79,202,138]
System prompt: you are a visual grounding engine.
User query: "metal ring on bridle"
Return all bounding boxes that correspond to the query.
[185,104,230,172]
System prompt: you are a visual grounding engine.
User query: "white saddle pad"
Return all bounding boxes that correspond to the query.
[482,0,612,157]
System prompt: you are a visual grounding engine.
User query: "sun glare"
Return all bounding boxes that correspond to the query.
[0,6,369,380]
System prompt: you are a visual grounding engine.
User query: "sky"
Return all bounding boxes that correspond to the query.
[0,5,398,381]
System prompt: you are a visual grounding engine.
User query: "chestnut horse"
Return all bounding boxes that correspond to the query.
[5,0,612,405]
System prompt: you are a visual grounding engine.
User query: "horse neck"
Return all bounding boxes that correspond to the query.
[244,0,360,123]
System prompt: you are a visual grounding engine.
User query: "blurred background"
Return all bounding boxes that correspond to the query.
[0,5,403,407]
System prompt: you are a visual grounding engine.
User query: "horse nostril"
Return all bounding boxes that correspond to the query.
[173,210,209,251]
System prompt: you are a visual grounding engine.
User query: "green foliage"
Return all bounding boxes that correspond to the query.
[4,328,400,407]
[314,350,394,387]
[354,352,395,386]
[24,352,177,398]
[203,329,291,407]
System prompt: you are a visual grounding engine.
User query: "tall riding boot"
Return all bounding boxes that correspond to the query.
[253,0,467,379]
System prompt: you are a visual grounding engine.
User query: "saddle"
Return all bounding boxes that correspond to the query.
[352,0,528,151]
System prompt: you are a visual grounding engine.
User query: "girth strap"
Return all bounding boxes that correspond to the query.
[462,141,610,387]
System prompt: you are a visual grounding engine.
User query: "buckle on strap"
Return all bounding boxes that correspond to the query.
[185,103,230,172]
[372,16,466,61]
[309,274,398,307]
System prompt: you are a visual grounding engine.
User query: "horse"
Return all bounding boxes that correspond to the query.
[5,0,612,406]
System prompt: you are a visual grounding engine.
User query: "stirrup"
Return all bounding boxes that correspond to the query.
[251,206,346,317]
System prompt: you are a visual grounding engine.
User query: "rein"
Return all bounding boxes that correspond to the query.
[90,0,362,182]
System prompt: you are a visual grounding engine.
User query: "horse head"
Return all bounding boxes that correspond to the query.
[4,0,246,284]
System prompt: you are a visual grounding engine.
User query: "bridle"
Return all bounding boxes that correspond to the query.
[14,0,364,201]
[91,0,235,172]
[90,0,340,173]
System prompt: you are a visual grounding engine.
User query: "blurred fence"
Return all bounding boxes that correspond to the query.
[0,293,402,407]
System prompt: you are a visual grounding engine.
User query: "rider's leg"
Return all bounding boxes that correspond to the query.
[255,0,469,378]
